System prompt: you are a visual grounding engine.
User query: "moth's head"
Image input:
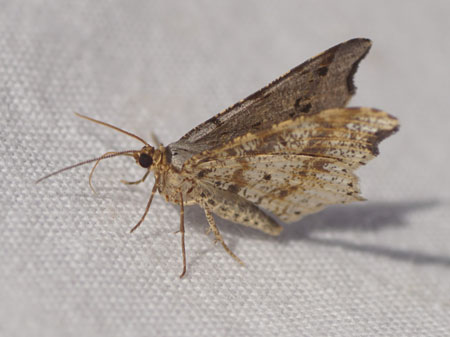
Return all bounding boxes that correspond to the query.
[35,113,162,187]
[133,145,161,170]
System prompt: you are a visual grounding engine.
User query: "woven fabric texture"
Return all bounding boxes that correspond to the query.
[1,1,449,336]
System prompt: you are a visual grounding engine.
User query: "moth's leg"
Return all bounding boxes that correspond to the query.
[120,170,150,185]
[179,191,187,278]
[198,184,283,236]
[204,208,244,265]
[129,177,159,233]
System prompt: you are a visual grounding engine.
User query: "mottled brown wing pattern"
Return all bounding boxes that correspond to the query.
[190,154,362,222]
[184,108,398,222]
[172,38,372,155]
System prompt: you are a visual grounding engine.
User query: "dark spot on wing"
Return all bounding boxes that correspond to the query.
[197,169,212,178]
[294,96,312,114]
[208,199,216,206]
[279,190,288,198]
[263,174,271,181]
[316,66,328,76]
[227,184,240,194]
[300,103,312,113]
[207,116,222,126]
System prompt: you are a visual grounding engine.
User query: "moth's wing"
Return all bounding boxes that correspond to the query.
[192,154,362,222]
[169,38,372,164]
[183,108,399,223]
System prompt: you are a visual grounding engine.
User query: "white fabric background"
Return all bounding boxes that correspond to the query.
[1,1,449,336]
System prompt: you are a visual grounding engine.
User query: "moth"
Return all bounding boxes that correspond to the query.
[37,38,399,277]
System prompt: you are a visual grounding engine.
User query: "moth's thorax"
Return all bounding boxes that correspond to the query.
[139,144,194,205]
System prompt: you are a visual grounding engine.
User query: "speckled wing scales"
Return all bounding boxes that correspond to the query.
[169,38,372,165]
[189,154,362,222]
[184,108,399,222]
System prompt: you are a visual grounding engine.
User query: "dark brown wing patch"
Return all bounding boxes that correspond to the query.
[172,38,372,156]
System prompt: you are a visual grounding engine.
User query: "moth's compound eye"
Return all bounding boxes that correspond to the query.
[139,153,153,168]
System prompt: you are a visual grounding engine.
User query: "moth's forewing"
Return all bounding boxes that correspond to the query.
[170,38,372,158]
[185,108,399,223]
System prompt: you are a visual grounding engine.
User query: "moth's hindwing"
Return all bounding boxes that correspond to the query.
[184,108,399,222]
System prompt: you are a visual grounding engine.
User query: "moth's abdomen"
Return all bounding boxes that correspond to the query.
[195,183,282,236]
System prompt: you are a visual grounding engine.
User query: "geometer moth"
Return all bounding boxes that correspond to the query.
[37,38,399,277]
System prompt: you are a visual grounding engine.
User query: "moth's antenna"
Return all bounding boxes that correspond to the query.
[75,113,150,146]
[35,150,138,184]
